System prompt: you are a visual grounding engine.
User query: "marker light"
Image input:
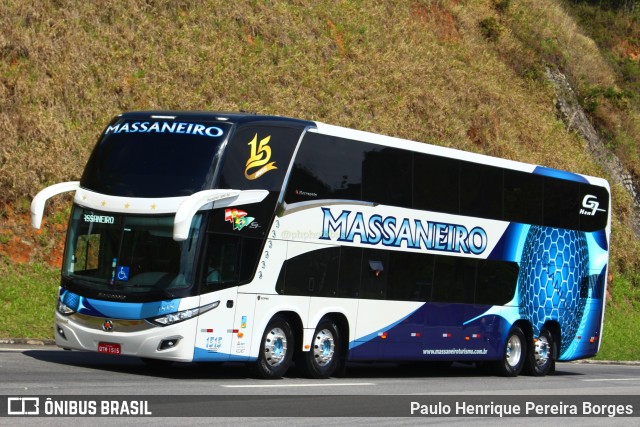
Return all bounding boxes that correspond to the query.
[148,301,219,326]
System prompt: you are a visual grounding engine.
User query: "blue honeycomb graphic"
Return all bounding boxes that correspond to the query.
[62,290,80,312]
[518,226,589,354]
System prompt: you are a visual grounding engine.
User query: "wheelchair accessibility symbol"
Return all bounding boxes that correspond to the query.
[116,266,130,281]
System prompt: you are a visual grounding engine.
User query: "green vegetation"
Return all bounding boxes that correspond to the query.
[0,0,639,359]
[597,272,640,360]
[0,259,58,339]
[562,0,640,179]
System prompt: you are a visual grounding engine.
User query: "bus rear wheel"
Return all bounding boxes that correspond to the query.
[523,329,556,377]
[298,320,342,379]
[495,326,526,377]
[252,316,294,379]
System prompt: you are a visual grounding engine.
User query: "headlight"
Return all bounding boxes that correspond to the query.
[58,290,80,315]
[57,300,76,315]
[147,301,219,326]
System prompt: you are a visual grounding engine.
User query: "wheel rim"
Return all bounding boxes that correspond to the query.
[264,327,287,367]
[534,335,550,367]
[506,334,522,367]
[312,328,335,367]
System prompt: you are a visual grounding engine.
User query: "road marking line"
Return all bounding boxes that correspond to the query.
[582,378,640,382]
[222,382,374,388]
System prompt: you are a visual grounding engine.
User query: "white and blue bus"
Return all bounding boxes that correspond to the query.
[32,111,610,379]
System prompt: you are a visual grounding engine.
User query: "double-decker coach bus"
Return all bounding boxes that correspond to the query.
[31,111,610,379]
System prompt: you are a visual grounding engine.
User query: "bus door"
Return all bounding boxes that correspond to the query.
[194,287,238,361]
[193,233,242,362]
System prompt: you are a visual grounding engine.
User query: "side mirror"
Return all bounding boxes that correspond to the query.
[31,181,80,229]
[173,189,269,241]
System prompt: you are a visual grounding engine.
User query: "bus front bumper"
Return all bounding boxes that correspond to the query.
[54,311,197,362]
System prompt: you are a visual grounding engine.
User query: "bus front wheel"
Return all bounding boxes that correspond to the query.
[298,320,342,379]
[252,316,294,379]
[495,326,526,377]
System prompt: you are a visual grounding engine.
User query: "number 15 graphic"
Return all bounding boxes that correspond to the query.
[245,134,277,180]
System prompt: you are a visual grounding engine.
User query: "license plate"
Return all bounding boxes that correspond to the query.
[98,342,121,355]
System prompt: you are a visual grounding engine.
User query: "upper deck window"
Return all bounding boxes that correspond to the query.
[81,118,232,197]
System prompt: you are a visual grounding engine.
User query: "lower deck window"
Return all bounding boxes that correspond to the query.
[276,246,518,305]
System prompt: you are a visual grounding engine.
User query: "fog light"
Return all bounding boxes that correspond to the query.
[158,337,181,351]
[56,325,67,340]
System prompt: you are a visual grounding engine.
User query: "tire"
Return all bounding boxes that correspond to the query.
[298,320,342,379]
[523,329,556,377]
[495,326,526,377]
[252,316,294,379]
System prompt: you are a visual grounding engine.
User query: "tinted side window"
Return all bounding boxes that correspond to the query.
[504,170,543,225]
[387,251,435,301]
[238,238,262,283]
[277,246,361,298]
[433,257,477,304]
[413,153,460,214]
[544,177,580,230]
[200,234,265,295]
[362,148,412,207]
[201,234,240,294]
[277,246,519,305]
[360,249,389,300]
[278,246,340,297]
[337,246,362,298]
[475,260,518,305]
[285,133,363,204]
[286,134,414,208]
[460,162,503,220]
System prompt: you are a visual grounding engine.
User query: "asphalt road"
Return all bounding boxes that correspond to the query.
[1,344,639,426]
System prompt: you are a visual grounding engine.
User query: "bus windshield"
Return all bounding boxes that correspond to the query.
[62,206,202,301]
[80,119,232,198]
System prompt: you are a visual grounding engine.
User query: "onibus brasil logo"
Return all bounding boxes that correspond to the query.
[244,134,277,180]
[225,209,255,230]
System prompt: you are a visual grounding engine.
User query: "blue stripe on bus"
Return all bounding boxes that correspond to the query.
[488,222,527,262]
[591,229,609,251]
[348,304,506,361]
[348,307,421,350]
[193,347,255,362]
[60,289,181,319]
[532,166,589,183]
[347,297,603,362]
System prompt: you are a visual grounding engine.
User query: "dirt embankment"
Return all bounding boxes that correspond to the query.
[0,206,65,267]
[546,66,640,236]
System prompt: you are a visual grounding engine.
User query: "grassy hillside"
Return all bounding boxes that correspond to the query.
[1,0,639,358]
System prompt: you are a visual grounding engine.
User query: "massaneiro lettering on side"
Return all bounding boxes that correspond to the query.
[320,208,488,255]
[104,121,224,137]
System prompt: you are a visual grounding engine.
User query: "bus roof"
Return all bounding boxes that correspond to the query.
[115,111,315,128]
[112,111,609,190]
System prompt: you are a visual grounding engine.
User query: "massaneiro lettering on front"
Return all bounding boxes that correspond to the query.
[104,121,225,138]
[83,214,114,224]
